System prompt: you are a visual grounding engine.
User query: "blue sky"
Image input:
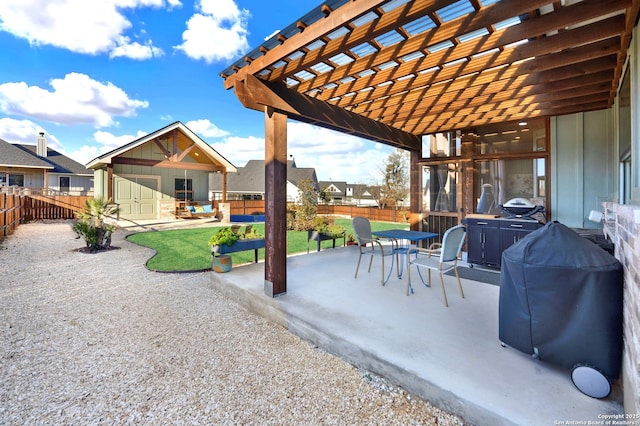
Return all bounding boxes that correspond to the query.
[0,0,393,183]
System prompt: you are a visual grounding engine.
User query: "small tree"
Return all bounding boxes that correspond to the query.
[290,178,318,231]
[366,184,383,208]
[72,197,119,252]
[379,148,409,209]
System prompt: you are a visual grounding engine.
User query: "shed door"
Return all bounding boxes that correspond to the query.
[114,176,159,220]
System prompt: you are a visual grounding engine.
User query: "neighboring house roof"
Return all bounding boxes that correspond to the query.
[0,138,53,170]
[13,144,93,176]
[212,159,317,193]
[319,181,347,195]
[86,121,236,173]
[349,183,375,199]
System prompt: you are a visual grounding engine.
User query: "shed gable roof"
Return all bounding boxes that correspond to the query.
[86,121,236,173]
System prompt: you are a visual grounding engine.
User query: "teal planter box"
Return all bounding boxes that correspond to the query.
[307,230,346,253]
[217,238,265,254]
[212,238,265,264]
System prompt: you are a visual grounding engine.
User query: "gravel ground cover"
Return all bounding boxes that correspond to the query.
[0,221,464,425]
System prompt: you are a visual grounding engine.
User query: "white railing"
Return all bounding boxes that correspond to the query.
[0,186,94,197]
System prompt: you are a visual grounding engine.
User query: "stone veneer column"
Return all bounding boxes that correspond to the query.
[603,202,640,414]
[218,202,231,224]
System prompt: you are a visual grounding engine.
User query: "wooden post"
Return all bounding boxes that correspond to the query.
[409,150,421,231]
[107,164,113,200]
[222,171,227,203]
[264,107,287,297]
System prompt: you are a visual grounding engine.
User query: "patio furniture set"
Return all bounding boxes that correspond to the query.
[352,216,466,307]
[352,215,624,399]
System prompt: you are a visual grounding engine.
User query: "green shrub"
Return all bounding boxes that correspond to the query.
[71,197,118,252]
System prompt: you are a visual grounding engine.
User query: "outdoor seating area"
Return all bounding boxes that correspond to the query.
[406,224,467,306]
[184,204,218,219]
[352,216,398,285]
[209,245,623,425]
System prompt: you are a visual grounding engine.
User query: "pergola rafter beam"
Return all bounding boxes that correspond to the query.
[405,84,611,132]
[301,0,628,102]
[236,74,421,152]
[222,0,390,90]
[344,25,622,115]
[376,62,616,125]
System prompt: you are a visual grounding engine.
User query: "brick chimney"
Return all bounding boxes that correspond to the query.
[36,132,47,157]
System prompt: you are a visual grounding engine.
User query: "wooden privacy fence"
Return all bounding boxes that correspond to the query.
[0,193,21,240]
[21,195,91,221]
[216,200,411,222]
[318,204,409,223]
[214,200,460,242]
[0,194,91,241]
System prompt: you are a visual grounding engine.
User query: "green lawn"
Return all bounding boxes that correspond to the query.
[125,218,407,272]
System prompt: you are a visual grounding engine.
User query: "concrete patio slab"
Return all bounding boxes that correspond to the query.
[210,246,624,425]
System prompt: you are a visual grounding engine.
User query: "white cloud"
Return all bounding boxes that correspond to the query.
[186,119,229,138]
[93,129,147,148]
[175,0,250,63]
[67,129,148,164]
[287,122,390,184]
[0,0,172,59]
[0,72,148,127]
[110,39,164,60]
[210,122,392,184]
[0,118,63,151]
[264,30,280,41]
[210,135,264,168]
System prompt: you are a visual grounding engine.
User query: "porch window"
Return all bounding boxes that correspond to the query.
[421,130,461,158]
[419,117,550,220]
[467,117,547,154]
[8,174,24,186]
[175,178,193,201]
[422,163,459,212]
[618,64,632,203]
[473,158,546,213]
[60,176,70,192]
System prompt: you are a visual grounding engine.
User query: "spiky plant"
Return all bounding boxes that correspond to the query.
[72,197,119,252]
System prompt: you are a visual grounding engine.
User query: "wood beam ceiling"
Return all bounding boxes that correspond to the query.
[112,157,224,172]
[236,74,421,151]
[221,0,639,142]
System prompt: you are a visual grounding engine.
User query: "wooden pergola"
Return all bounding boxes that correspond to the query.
[220,0,640,296]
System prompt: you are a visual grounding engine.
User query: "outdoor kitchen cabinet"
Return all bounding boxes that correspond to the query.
[466,218,501,267]
[499,220,541,250]
[465,216,543,268]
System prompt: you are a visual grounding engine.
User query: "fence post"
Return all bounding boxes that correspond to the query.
[1,193,5,239]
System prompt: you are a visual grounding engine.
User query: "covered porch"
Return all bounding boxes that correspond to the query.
[218,0,639,416]
[219,0,639,296]
[87,121,236,221]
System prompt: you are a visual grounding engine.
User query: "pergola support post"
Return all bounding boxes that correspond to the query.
[409,150,421,232]
[222,171,227,203]
[107,164,113,200]
[264,107,287,297]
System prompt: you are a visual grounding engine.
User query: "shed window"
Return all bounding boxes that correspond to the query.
[175,178,193,200]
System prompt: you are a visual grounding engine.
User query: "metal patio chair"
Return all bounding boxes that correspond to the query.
[406,225,467,306]
[352,216,397,286]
